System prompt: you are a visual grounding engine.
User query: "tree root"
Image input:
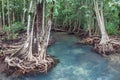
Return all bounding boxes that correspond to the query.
[79,36,120,55]
[78,36,100,45]
[3,2,57,76]
[94,41,120,55]
[94,43,114,55]
[5,54,55,75]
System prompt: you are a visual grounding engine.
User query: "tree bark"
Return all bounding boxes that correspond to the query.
[5,0,55,74]
[12,0,16,23]
[27,0,33,37]
[7,0,10,27]
[2,0,5,26]
[94,0,114,54]
[118,12,120,30]
[41,0,45,37]
[22,0,26,24]
[0,16,2,32]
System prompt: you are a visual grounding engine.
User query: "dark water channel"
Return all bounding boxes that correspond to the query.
[8,32,120,80]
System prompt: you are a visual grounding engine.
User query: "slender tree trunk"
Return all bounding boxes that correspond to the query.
[41,0,45,37]
[118,12,120,30]
[65,1,69,29]
[22,0,26,24]
[77,12,82,34]
[94,0,109,43]
[94,18,99,35]
[94,0,114,54]
[68,20,72,33]
[12,0,16,23]
[72,22,77,33]
[5,0,55,73]
[12,11,15,23]
[87,18,92,37]
[2,0,5,26]
[7,0,10,27]
[27,0,33,37]
[86,0,93,37]
[0,16,2,32]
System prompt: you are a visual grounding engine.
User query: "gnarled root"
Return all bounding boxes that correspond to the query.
[94,39,120,55]
[4,2,57,76]
[5,54,55,75]
[94,42,114,55]
[78,36,100,45]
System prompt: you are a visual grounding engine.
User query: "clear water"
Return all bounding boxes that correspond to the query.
[13,32,120,80]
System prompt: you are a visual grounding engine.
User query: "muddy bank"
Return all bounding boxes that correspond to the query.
[77,35,120,55]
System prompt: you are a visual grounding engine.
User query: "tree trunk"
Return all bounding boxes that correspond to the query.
[118,12,120,30]
[2,0,5,26]
[12,11,15,23]
[86,0,92,37]
[0,16,2,32]
[72,22,77,33]
[87,19,92,37]
[22,0,26,24]
[7,0,10,27]
[93,0,114,54]
[41,0,45,37]
[5,0,55,74]
[94,17,99,35]
[12,0,16,23]
[27,0,33,37]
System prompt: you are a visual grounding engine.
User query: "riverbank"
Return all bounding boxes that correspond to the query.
[0,31,57,77]
[0,31,120,77]
[77,35,120,55]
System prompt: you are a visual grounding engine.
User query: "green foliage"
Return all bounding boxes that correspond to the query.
[0,0,120,38]
[10,22,25,33]
[3,22,25,39]
[105,22,119,35]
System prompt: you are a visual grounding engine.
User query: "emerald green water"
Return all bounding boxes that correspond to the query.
[9,32,120,80]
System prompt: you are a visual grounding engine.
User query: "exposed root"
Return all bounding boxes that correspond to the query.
[94,43,114,55]
[5,53,55,75]
[78,36,120,55]
[94,40,120,55]
[78,36,100,45]
[51,28,66,32]
[4,2,57,76]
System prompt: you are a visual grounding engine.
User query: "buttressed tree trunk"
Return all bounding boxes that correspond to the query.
[93,0,114,54]
[5,0,55,74]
